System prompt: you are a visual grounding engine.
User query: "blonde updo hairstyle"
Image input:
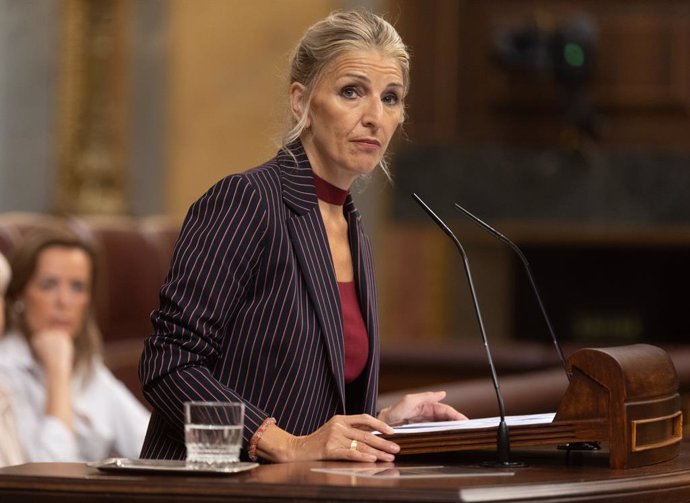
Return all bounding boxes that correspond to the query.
[283,9,410,178]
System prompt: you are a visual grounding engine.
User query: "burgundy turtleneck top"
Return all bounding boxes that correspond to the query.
[313,172,369,384]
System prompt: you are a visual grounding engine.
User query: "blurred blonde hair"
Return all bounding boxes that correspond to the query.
[283,9,410,179]
[0,252,9,295]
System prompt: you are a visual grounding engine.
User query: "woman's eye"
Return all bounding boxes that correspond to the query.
[340,86,359,99]
[382,93,400,106]
[71,281,87,294]
[38,278,57,291]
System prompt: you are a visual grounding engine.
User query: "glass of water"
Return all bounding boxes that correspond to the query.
[184,401,244,468]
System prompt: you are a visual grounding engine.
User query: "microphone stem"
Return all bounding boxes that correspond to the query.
[459,246,508,422]
[515,246,569,377]
[497,419,511,464]
[412,194,507,421]
[454,203,570,379]
[412,193,526,468]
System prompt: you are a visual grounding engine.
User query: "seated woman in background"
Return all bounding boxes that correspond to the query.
[0,230,149,464]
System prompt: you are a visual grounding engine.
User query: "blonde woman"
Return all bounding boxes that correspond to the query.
[140,9,466,464]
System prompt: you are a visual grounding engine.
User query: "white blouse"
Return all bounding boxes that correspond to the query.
[0,332,149,464]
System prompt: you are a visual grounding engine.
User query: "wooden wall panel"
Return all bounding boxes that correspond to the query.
[394,0,690,148]
[166,0,336,218]
[595,13,689,109]
[386,0,690,349]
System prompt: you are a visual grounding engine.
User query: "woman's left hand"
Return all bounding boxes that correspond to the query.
[378,391,467,426]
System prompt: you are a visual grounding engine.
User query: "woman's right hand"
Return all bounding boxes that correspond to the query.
[30,330,74,378]
[30,330,75,431]
[258,414,400,463]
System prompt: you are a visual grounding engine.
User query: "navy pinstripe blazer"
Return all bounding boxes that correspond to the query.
[138,142,380,460]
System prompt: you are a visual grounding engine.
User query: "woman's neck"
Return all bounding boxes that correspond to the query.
[300,137,357,191]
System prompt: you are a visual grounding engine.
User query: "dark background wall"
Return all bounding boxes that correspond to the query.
[379,0,690,349]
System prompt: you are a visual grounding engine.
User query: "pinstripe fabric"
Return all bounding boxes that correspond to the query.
[138,142,380,460]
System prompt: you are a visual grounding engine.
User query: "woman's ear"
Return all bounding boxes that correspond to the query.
[289,82,310,128]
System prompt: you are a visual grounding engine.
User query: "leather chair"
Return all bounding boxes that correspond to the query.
[0,226,18,258]
[69,216,176,408]
[70,216,163,344]
[140,215,181,284]
[378,367,570,419]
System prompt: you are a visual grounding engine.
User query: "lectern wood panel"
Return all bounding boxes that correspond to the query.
[385,344,682,469]
[556,344,681,468]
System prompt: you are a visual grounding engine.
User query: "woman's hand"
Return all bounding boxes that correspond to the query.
[378,391,467,426]
[257,414,400,463]
[30,330,75,431]
[31,330,74,378]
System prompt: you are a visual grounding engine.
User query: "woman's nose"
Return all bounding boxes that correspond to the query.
[362,98,383,128]
[55,285,71,307]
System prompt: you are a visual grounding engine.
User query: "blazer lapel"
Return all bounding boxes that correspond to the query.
[279,144,346,411]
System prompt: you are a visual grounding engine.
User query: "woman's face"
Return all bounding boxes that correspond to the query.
[294,49,404,188]
[20,246,92,339]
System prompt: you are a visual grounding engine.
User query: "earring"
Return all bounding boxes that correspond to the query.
[12,301,24,314]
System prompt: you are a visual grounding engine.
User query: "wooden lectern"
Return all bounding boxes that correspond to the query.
[385,344,683,469]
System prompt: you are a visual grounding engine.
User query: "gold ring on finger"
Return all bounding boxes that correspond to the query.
[350,439,358,451]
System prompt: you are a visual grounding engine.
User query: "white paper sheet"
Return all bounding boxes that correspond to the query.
[379,412,556,435]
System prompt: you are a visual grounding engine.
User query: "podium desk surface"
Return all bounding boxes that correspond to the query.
[2,444,690,503]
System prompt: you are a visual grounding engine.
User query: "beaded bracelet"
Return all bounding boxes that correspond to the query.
[248,417,277,462]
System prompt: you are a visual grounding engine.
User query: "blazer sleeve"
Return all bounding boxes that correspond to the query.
[138,174,270,445]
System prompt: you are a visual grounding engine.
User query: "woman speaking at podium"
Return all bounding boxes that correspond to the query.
[139,9,465,464]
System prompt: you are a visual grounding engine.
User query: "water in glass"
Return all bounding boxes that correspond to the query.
[184,401,244,468]
[185,424,242,466]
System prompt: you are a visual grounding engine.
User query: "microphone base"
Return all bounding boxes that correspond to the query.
[479,460,528,468]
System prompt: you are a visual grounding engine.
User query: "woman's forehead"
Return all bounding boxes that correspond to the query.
[34,247,92,275]
[323,50,404,84]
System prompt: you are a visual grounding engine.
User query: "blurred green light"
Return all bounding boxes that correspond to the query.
[564,43,585,67]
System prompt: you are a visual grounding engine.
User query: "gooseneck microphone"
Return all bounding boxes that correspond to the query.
[453,202,571,379]
[412,193,525,468]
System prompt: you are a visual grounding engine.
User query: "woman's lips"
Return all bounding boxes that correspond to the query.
[352,138,381,151]
[49,320,72,328]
